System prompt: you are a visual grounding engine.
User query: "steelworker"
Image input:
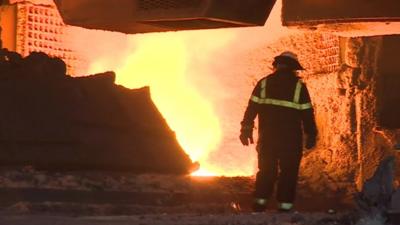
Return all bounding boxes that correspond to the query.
[240,51,317,212]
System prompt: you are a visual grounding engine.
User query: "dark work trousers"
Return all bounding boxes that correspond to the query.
[254,148,302,203]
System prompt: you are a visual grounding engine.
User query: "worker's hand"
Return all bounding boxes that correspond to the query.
[239,127,254,146]
[305,135,316,150]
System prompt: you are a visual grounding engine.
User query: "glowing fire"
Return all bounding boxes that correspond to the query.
[69,0,289,177]
[87,33,226,176]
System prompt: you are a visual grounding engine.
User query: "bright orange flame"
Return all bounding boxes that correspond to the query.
[87,33,223,172]
[69,0,289,177]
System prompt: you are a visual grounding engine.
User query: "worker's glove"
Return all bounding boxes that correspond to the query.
[305,135,316,150]
[239,125,254,146]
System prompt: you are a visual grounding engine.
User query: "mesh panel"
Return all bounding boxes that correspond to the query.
[138,0,203,10]
[15,2,81,75]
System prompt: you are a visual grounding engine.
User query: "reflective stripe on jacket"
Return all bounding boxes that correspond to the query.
[250,78,312,110]
[241,70,318,153]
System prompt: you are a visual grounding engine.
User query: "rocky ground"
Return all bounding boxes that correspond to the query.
[0,167,381,225]
[0,211,362,225]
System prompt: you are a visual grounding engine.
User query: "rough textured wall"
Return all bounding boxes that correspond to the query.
[342,36,382,189]
[267,33,359,194]
[336,36,400,189]
[236,32,392,197]
[228,31,356,198]
[258,33,400,193]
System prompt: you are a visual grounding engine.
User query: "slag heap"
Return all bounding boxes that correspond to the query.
[0,49,194,174]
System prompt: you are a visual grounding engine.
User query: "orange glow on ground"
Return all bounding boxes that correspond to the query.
[191,168,217,177]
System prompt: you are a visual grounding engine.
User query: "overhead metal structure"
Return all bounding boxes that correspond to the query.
[53,0,277,34]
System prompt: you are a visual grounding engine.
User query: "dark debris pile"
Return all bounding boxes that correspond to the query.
[0,49,194,174]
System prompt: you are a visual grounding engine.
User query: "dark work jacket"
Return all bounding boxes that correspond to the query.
[241,70,317,156]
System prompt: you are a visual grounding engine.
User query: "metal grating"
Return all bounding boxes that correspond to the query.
[138,0,203,10]
[15,2,80,74]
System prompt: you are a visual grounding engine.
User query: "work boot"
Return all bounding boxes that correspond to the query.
[252,198,267,212]
[278,202,293,212]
